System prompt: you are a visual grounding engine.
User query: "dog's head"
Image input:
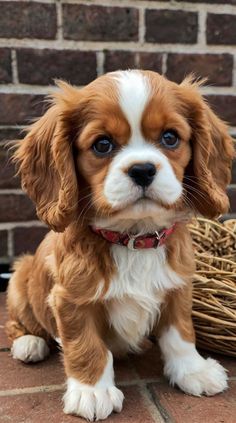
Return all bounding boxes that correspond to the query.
[13,70,234,232]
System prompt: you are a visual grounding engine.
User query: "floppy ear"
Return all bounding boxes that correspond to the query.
[179,78,235,218]
[13,83,79,232]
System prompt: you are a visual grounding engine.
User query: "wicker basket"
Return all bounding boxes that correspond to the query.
[189,217,236,357]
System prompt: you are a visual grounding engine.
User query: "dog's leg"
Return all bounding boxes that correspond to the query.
[6,255,50,363]
[156,286,228,396]
[50,285,124,421]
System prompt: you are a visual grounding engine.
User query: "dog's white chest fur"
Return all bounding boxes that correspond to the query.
[105,245,184,350]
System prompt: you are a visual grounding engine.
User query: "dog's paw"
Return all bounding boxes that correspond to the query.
[166,357,228,396]
[63,377,124,421]
[160,326,228,397]
[11,335,50,363]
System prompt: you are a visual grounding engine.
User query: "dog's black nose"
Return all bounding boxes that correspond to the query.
[128,162,156,187]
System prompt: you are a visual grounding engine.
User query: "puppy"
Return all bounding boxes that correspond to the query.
[6,70,234,421]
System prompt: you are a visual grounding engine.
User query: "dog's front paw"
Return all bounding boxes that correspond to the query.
[11,335,49,363]
[63,377,124,421]
[166,356,228,396]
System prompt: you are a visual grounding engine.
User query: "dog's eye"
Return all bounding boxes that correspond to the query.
[160,130,179,149]
[92,137,115,157]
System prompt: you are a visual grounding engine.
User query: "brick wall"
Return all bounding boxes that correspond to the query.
[0,0,236,263]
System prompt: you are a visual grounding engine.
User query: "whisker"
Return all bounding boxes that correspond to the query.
[181,190,198,217]
[78,192,107,227]
[182,182,210,204]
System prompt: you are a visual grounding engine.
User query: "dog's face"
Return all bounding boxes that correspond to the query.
[75,71,191,224]
[14,70,234,231]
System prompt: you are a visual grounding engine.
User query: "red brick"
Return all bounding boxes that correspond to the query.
[17,49,97,86]
[227,187,236,212]
[13,226,48,256]
[207,14,236,45]
[63,5,139,41]
[207,95,236,127]
[0,350,65,390]
[0,2,56,39]
[0,49,12,83]
[166,53,233,86]
[184,0,236,3]
[0,293,9,323]
[0,144,20,189]
[0,94,45,125]
[104,51,163,74]
[0,332,10,350]
[150,381,236,423]
[0,386,158,423]
[0,128,22,143]
[0,194,36,222]
[0,327,10,350]
[104,51,136,73]
[131,344,164,380]
[0,391,77,423]
[139,53,163,73]
[0,293,10,349]
[114,356,137,383]
[0,230,8,258]
[145,10,198,44]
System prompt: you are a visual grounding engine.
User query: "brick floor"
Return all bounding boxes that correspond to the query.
[0,292,236,423]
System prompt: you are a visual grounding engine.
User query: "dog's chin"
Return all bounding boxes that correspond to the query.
[116,198,165,219]
[93,197,181,232]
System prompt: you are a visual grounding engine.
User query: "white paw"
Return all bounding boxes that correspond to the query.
[166,357,228,396]
[159,326,228,397]
[11,335,50,363]
[63,377,124,421]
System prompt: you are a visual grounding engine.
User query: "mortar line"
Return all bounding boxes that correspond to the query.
[96,51,105,76]
[139,384,167,423]
[0,221,46,230]
[232,54,236,87]
[0,378,167,398]
[147,383,173,423]
[1,84,236,96]
[0,384,65,397]
[1,39,236,54]
[38,0,236,14]
[198,9,207,47]
[11,50,19,84]
[139,7,145,45]
[162,53,168,76]
[0,189,24,194]
[0,125,25,130]
[1,0,236,13]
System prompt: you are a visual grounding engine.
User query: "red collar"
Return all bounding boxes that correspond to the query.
[90,224,176,250]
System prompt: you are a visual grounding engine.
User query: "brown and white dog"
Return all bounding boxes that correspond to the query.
[6,70,234,421]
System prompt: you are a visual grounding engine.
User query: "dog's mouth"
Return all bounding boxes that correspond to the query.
[133,196,157,207]
[113,192,171,214]
[111,198,166,220]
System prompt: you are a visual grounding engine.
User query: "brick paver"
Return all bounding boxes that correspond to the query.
[0,292,236,423]
[151,382,236,423]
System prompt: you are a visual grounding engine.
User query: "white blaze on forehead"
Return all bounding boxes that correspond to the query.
[112,70,150,139]
[104,70,182,211]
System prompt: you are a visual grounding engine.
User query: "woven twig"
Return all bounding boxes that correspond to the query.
[189,217,236,357]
